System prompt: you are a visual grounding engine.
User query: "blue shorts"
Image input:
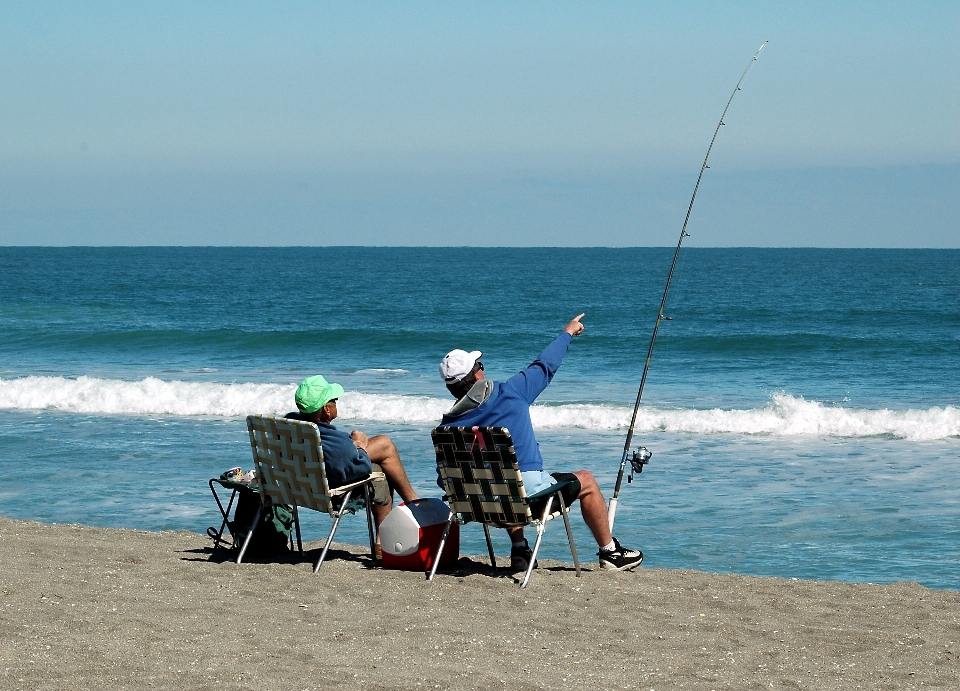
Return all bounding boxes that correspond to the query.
[521,470,582,516]
[521,470,557,495]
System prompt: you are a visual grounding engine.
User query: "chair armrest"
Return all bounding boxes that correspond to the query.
[328,471,386,497]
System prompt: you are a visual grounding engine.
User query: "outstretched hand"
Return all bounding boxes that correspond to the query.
[563,313,586,337]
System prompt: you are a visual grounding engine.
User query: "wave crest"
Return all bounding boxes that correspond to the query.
[612,394,960,441]
[0,375,294,418]
[0,376,956,441]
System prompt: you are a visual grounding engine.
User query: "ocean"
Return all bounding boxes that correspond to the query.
[1,247,957,588]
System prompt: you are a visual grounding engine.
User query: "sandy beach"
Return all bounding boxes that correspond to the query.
[1,516,958,690]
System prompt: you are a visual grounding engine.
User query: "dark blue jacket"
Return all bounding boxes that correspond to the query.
[284,413,372,488]
[441,331,572,472]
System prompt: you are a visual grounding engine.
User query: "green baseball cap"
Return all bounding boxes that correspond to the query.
[295,375,345,414]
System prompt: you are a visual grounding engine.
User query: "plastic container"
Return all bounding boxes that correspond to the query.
[380,498,459,572]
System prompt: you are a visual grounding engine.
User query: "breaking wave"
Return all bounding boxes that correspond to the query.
[0,376,957,441]
[0,376,296,418]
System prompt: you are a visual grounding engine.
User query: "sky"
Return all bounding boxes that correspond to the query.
[0,1,957,247]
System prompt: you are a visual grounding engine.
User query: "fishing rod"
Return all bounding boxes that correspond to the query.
[607,41,767,531]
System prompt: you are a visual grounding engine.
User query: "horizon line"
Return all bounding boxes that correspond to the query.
[2,245,958,251]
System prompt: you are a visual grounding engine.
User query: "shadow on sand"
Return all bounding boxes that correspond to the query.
[180,543,586,584]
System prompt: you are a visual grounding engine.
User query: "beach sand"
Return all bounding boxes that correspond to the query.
[1,516,958,690]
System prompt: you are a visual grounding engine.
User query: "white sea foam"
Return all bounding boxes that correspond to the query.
[0,376,956,441]
[588,393,960,441]
[0,376,295,418]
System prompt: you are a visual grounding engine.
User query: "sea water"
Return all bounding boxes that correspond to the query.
[0,247,957,588]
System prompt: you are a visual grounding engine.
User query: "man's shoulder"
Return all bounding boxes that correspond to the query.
[498,374,533,398]
[314,421,343,436]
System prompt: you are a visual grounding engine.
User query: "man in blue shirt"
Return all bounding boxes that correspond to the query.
[439,314,643,572]
[287,375,419,555]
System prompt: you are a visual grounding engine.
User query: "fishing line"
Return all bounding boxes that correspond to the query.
[607,41,768,532]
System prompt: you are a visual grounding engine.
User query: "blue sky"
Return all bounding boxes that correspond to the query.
[1,2,957,246]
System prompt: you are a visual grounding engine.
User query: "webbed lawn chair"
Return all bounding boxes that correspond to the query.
[243,414,384,571]
[427,425,581,588]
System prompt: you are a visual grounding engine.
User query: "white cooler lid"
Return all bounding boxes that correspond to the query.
[379,498,450,557]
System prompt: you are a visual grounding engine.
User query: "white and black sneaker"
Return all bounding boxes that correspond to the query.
[598,538,643,571]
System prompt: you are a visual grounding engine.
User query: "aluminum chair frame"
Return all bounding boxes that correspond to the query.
[243,414,384,571]
[427,425,581,588]
[207,477,296,553]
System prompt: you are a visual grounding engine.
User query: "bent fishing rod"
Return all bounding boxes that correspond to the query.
[607,41,767,531]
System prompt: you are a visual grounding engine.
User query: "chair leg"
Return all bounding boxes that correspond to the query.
[235,504,263,564]
[482,523,497,568]
[291,505,303,554]
[426,511,456,582]
[521,496,554,589]
[364,483,377,559]
[315,489,353,573]
[208,481,238,552]
[557,492,580,577]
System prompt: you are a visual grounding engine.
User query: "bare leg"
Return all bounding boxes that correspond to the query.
[507,526,524,542]
[371,499,393,528]
[573,470,613,547]
[365,434,419,504]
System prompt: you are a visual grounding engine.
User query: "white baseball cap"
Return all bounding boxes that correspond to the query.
[439,349,483,382]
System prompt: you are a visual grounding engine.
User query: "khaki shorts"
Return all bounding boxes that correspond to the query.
[369,463,392,506]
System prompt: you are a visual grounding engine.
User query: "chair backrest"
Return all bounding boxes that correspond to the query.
[431,426,532,527]
[246,414,334,514]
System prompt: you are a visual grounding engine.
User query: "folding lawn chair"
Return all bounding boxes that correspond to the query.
[427,425,581,588]
[243,414,384,571]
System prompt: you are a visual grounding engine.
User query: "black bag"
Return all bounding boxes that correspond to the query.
[229,488,295,556]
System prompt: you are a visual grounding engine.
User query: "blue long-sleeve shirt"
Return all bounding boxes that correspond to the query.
[440,331,572,472]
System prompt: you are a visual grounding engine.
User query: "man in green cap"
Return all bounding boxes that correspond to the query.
[287,375,419,549]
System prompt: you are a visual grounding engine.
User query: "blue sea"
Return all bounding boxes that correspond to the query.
[1,247,958,588]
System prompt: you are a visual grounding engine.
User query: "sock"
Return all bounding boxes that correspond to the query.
[512,539,528,549]
[600,540,616,552]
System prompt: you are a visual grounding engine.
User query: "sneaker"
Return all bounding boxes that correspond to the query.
[598,537,643,571]
[511,542,538,571]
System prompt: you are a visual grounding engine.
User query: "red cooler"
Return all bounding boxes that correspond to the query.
[380,498,459,571]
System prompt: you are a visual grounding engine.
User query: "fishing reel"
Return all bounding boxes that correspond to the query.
[627,446,652,483]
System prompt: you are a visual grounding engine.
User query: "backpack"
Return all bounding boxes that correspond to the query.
[229,489,295,556]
